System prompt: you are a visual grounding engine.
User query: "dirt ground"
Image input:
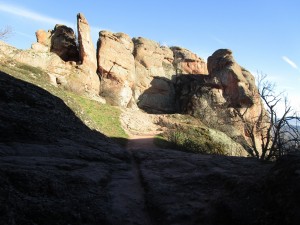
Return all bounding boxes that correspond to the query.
[120,108,165,150]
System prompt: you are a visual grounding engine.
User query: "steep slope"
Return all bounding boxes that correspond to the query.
[0,66,148,225]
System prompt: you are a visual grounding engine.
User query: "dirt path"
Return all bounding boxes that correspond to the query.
[120,108,164,150]
[119,108,166,224]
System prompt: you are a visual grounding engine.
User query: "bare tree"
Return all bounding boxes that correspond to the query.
[234,74,300,160]
[0,26,12,40]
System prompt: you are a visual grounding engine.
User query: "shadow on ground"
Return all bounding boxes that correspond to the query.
[0,72,148,225]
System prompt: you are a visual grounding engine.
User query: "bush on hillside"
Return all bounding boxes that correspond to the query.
[158,126,227,155]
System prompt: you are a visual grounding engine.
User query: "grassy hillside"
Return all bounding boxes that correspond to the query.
[0,58,128,145]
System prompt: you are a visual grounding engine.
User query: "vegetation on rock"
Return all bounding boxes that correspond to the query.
[0,58,128,145]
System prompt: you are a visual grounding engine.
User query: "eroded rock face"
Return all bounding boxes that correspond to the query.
[177,49,266,155]
[133,37,176,111]
[207,49,256,107]
[133,37,174,80]
[96,34,209,111]
[77,13,97,71]
[137,77,176,113]
[74,13,100,95]
[35,29,51,48]
[97,31,135,107]
[50,24,79,62]
[171,46,208,75]
[98,31,135,83]
[1,20,100,96]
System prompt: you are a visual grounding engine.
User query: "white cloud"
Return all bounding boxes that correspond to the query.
[0,3,104,39]
[211,36,226,45]
[282,56,298,69]
[15,31,33,39]
[0,2,71,27]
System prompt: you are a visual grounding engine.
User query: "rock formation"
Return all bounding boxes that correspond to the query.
[1,12,268,147]
[35,26,79,61]
[1,12,299,225]
[35,29,51,47]
[50,24,79,62]
[77,13,97,71]
[97,33,208,110]
[176,49,266,154]
[171,46,208,75]
[76,13,100,95]
[207,49,256,107]
[97,31,135,107]
[0,13,100,96]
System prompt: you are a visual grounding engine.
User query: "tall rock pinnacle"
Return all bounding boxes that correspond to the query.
[77,13,97,71]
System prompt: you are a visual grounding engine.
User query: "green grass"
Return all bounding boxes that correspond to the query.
[0,58,128,146]
[155,125,227,155]
[68,93,128,145]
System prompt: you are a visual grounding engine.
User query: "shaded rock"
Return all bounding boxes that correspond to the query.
[260,153,300,225]
[133,37,176,110]
[171,46,208,75]
[137,77,176,113]
[50,24,79,62]
[133,149,272,225]
[0,71,147,225]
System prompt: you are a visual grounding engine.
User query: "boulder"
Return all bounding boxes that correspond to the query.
[35,29,51,47]
[50,24,79,62]
[171,46,208,75]
[207,49,255,107]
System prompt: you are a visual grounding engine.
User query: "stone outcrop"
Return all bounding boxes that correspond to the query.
[97,31,135,107]
[50,24,79,62]
[133,37,177,111]
[77,13,97,71]
[76,13,100,95]
[97,34,208,110]
[35,26,79,61]
[133,38,175,93]
[171,46,208,75]
[176,49,266,154]
[137,77,177,113]
[35,29,51,47]
[207,49,256,107]
[0,13,101,96]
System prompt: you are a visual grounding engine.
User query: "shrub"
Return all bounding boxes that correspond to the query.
[158,126,227,155]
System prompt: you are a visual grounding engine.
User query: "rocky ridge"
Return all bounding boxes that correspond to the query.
[0,13,300,225]
[0,12,267,155]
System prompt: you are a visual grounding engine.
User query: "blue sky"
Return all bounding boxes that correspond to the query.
[0,0,299,112]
